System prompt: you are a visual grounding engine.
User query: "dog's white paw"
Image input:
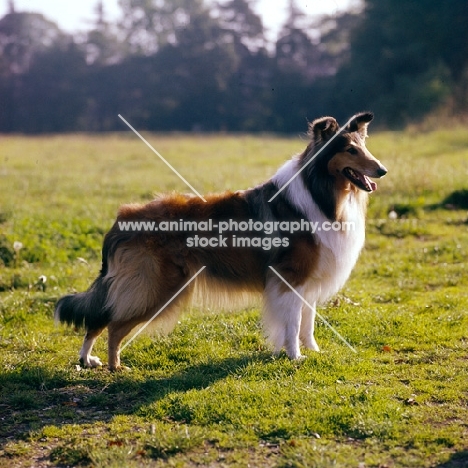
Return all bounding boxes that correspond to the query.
[293,353,306,361]
[80,355,103,368]
[286,348,304,360]
[304,337,320,352]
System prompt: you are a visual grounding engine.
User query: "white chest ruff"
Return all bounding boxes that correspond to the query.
[272,159,366,303]
[312,203,365,303]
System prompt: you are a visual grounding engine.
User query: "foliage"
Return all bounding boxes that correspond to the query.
[331,0,468,126]
[1,0,467,132]
[0,130,467,466]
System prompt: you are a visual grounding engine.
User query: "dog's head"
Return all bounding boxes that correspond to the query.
[307,112,387,192]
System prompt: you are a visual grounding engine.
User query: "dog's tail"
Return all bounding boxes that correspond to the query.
[54,274,111,331]
[55,220,136,330]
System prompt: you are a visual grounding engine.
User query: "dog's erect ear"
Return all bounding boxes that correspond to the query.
[346,112,374,139]
[308,117,339,145]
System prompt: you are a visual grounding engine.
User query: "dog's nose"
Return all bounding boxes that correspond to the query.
[377,166,388,177]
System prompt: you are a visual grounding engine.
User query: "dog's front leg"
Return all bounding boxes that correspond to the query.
[263,279,304,359]
[300,301,320,352]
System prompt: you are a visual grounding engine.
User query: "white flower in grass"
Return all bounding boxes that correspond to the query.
[35,275,47,291]
[13,241,23,252]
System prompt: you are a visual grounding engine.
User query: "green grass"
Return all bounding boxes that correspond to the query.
[1,129,468,467]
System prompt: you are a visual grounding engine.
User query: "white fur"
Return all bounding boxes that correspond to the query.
[79,338,103,368]
[299,302,320,351]
[272,158,365,303]
[268,158,366,355]
[263,278,305,359]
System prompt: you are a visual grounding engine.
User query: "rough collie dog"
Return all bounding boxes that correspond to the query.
[55,112,387,370]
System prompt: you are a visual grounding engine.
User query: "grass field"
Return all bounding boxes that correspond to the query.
[0,128,467,467]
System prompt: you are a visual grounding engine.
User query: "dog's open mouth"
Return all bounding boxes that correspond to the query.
[343,167,377,192]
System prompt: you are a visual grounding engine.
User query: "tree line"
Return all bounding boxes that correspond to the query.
[0,0,467,133]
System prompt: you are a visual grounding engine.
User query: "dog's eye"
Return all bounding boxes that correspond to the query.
[347,147,358,155]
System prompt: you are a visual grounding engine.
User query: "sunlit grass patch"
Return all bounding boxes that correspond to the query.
[0,130,467,467]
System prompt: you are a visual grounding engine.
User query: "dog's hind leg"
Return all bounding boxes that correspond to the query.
[107,319,140,371]
[263,279,305,360]
[106,301,186,371]
[79,327,106,368]
[300,301,320,352]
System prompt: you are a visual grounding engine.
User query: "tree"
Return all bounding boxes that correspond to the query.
[275,0,319,77]
[0,11,67,75]
[87,0,244,131]
[216,0,265,52]
[334,0,467,126]
[0,11,71,131]
[316,12,362,77]
[117,0,206,55]
[86,1,123,65]
[16,41,88,132]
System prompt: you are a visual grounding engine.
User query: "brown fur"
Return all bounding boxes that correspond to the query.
[55,112,387,369]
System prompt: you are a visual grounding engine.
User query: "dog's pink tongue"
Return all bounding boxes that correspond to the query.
[360,173,377,192]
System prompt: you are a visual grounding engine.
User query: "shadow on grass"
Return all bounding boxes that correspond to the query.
[435,450,468,468]
[441,189,468,210]
[0,352,271,445]
[384,189,468,220]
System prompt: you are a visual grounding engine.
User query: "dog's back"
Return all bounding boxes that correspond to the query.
[55,112,387,369]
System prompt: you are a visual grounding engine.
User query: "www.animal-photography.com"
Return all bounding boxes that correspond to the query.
[1,1,467,467]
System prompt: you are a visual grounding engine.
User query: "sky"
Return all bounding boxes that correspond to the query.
[0,0,356,40]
